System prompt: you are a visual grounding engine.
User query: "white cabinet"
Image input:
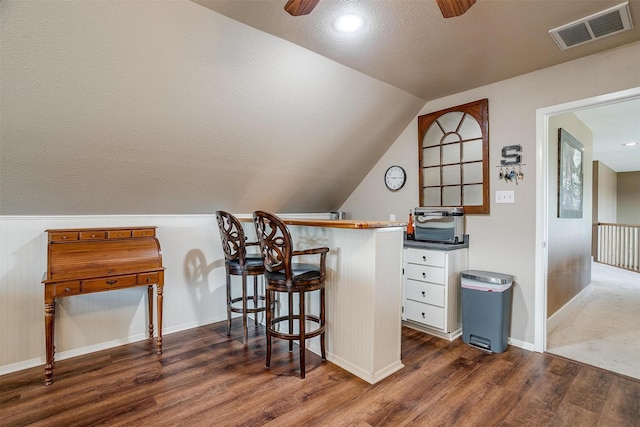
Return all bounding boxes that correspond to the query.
[402,246,468,340]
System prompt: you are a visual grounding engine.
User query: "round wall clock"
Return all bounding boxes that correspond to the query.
[384,165,407,191]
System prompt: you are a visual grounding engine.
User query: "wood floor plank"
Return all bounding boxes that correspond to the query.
[598,375,640,426]
[1,322,639,426]
[548,401,599,427]
[562,362,613,414]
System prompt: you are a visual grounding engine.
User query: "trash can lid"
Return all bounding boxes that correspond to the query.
[460,270,514,285]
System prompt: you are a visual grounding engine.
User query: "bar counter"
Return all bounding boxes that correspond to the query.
[276,218,406,229]
[240,216,406,384]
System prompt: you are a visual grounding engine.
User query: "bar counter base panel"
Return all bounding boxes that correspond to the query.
[241,217,406,385]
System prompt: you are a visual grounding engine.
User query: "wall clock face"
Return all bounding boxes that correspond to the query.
[384,165,406,191]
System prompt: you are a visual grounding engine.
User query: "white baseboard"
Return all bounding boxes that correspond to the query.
[546,283,594,333]
[508,337,535,352]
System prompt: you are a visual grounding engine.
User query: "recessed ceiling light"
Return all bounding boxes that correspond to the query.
[333,14,364,33]
[623,142,638,146]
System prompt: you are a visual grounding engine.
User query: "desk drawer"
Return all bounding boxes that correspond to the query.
[50,232,79,242]
[80,231,106,240]
[138,272,159,285]
[133,229,155,238]
[405,300,444,330]
[55,281,81,296]
[82,275,137,292]
[107,230,132,239]
[405,279,444,307]
[405,264,445,284]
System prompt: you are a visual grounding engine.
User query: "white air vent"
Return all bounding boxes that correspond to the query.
[549,2,633,50]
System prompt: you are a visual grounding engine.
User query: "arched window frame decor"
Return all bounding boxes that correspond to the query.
[418,98,490,214]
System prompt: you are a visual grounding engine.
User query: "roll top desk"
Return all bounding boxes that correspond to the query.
[42,227,165,385]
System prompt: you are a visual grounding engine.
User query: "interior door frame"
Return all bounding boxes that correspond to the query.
[534,86,640,352]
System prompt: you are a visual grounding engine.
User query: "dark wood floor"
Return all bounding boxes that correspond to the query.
[2,321,639,426]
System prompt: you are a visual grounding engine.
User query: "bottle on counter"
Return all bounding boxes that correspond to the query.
[406,209,415,240]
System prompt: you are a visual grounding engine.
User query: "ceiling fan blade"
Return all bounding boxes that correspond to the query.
[284,0,320,16]
[436,0,476,18]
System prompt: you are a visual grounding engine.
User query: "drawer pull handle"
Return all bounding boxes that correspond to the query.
[62,236,67,239]
[421,312,425,318]
[65,287,72,293]
[422,256,426,261]
[106,280,118,285]
[422,291,426,297]
[422,272,426,278]
[145,277,151,283]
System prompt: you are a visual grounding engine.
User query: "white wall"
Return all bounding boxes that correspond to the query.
[341,40,640,346]
[0,0,423,216]
[596,161,618,223]
[617,171,640,224]
[547,113,592,316]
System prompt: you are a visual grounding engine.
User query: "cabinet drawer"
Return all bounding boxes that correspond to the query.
[50,232,79,242]
[82,275,137,292]
[133,229,155,238]
[405,300,444,330]
[406,279,444,307]
[107,230,132,239]
[405,264,445,284]
[80,231,106,240]
[55,281,81,296]
[404,248,445,267]
[138,272,159,285]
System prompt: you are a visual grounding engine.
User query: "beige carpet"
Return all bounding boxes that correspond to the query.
[547,262,640,380]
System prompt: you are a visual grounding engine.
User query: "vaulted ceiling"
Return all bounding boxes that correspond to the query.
[195,0,640,172]
[1,1,638,216]
[194,0,640,101]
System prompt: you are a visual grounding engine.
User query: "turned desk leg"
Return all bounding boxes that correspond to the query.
[147,285,154,339]
[44,299,55,386]
[156,282,163,354]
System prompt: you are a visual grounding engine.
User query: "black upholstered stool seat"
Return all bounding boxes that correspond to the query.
[225,256,265,274]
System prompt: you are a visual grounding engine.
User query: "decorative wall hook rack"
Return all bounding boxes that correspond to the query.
[498,144,524,184]
[497,164,525,184]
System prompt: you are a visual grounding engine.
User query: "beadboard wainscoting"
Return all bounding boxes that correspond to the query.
[0,215,235,375]
[0,214,339,376]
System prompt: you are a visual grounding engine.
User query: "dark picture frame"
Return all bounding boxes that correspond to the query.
[558,128,584,218]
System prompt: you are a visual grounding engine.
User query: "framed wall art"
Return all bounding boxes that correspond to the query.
[557,128,584,218]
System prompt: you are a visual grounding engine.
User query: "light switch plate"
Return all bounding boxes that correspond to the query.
[496,190,515,204]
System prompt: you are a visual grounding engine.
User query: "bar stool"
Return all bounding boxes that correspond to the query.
[216,210,267,347]
[252,210,329,378]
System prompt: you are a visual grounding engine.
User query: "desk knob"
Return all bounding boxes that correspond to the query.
[106,280,117,285]
[65,287,71,293]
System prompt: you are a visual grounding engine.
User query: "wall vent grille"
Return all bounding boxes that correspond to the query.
[549,2,633,50]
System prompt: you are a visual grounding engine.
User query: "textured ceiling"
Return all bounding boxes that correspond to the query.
[193,0,640,101]
[194,0,640,171]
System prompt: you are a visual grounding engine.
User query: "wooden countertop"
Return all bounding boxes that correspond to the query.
[237,217,406,229]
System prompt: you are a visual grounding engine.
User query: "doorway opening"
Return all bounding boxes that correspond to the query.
[534,86,640,353]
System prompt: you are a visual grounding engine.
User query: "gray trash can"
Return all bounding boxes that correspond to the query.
[460,270,513,353]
